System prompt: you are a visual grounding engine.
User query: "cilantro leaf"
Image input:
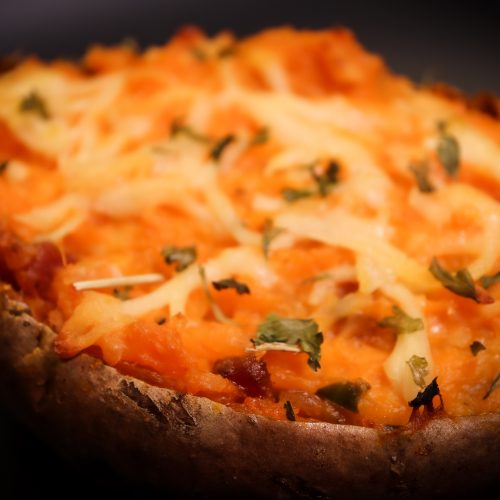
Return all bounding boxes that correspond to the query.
[482,373,500,400]
[161,245,197,272]
[19,91,50,120]
[316,380,370,413]
[470,340,486,356]
[253,314,323,371]
[212,278,250,295]
[379,305,424,335]
[436,121,460,177]
[406,355,429,388]
[261,219,282,258]
[210,134,235,161]
[199,266,233,324]
[281,188,315,202]
[170,120,210,142]
[250,127,269,146]
[112,286,132,301]
[479,271,500,289]
[408,161,435,193]
[311,161,340,197]
[283,400,296,421]
[429,257,493,303]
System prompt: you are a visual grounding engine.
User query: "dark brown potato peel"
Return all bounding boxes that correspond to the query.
[0,294,499,499]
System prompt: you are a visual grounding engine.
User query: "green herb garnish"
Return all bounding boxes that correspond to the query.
[253,314,323,371]
[281,188,315,202]
[409,161,435,193]
[0,160,8,175]
[19,91,50,120]
[284,400,296,421]
[470,340,486,356]
[161,245,197,272]
[250,127,269,146]
[379,305,424,335]
[312,161,340,197]
[436,121,460,177]
[429,257,493,304]
[112,286,132,301]
[212,278,250,295]
[210,134,235,161]
[406,355,429,388]
[316,380,370,413]
[261,219,282,258]
[170,120,210,142]
[479,271,500,289]
[482,373,500,400]
[199,266,232,324]
[282,160,340,202]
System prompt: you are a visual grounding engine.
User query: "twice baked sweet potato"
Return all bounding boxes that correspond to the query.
[1,26,500,498]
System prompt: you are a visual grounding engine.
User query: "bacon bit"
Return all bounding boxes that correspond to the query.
[213,354,274,398]
[0,231,62,300]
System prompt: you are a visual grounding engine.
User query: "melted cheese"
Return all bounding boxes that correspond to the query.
[2,27,500,420]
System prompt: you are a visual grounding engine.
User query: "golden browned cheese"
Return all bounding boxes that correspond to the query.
[1,27,499,426]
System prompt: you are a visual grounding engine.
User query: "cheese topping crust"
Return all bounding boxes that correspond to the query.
[1,27,499,425]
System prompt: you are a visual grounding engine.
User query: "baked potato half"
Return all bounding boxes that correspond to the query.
[1,294,498,499]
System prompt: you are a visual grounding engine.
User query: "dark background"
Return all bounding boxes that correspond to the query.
[0,1,499,498]
[1,0,500,94]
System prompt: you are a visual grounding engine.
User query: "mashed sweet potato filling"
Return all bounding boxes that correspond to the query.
[1,27,499,426]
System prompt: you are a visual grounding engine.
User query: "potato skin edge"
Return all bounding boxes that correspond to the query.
[1,296,499,498]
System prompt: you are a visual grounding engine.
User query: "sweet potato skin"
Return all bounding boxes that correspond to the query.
[0,294,499,499]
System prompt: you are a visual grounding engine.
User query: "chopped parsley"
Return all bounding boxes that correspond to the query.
[283,400,296,421]
[282,160,341,202]
[0,160,8,175]
[199,266,232,324]
[252,314,323,371]
[261,219,282,258]
[170,120,210,142]
[112,286,132,301]
[281,187,315,202]
[470,340,486,356]
[250,127,269,146]
[316,380,370,413]
[210,134,235,161]
[479,271,500,289]
[406,355,429,388]
[156,316,167,325]
[312,161,340,197]
[429,257,493,304]
[19,91,50,120]
[379,305,424,335]
[161,245,197,272]
[408,161,435,193]
[212,278,250,295]
[436,121,460,177]
[483,373,500,400]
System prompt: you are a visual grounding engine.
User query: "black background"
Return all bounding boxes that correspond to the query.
[1,1,499,498]
[1,0,500,94]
